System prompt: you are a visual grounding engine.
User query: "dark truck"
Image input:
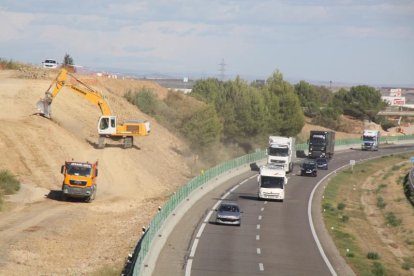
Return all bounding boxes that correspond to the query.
[308,130,335,159]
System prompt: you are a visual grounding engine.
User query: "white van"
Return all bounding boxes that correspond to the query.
[42,59,58,69]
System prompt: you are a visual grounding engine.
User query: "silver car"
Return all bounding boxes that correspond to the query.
[215,202,242,226]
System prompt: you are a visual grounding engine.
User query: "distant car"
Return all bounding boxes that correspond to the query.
[316,158,328,170]
[215,202,242,226]
[300,160,317,177]
[42,59,58,69]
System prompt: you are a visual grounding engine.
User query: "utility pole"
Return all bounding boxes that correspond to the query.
[218,58,226,81]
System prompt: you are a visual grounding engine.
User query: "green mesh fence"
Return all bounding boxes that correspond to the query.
[131,135,414,275]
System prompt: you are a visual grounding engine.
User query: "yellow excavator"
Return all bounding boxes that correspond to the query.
[36,68,150,149]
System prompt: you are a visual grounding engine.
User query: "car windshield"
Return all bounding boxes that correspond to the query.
[219,204,239,213]
[316,159,327,165]
[303,163,316,169]
[268,147,289,156]
[260,176,284,189]
[67,165,92,176]
[363,136,375,141]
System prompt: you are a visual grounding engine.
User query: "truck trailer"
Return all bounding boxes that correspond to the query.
[267,136,295,173]
[308,130,335,159]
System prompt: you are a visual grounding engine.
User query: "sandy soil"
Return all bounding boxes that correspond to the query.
[0,69,192,275]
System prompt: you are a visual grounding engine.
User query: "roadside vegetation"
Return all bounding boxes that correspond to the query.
[322,153,414,275]
[125,69,392,162]
[0,58,29,70]
[0,169,20,211]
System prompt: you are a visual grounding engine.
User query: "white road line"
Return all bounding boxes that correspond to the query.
[212,200,222,210]
[256,235,260,240]
[196,223,206,238]
[257,248,261,254]
[222,191,230,199]
[259,263,264,271]
[230,184,239,192]
[189,238,199,258]
[258,215,262,220]
[256,224,261,230]
[185,259,193,276]
[260,207,264,211]
[204,211,213,222]
[264,201,268,204]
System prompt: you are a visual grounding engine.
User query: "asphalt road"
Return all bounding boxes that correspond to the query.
[152,144,414,276]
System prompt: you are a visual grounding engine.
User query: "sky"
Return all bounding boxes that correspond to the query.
[0,0,413,87]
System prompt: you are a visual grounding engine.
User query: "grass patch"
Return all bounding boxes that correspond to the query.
[401,257,414,270]
[90,264,123,276]
[367,251,380,260]
[385,212,402,227]
[376,196,386,209]
[371,262,385,276]
[322,152,414,275]
[0,169,20,211]
[0,170,20,194]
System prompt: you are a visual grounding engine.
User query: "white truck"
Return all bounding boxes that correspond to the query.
[267,136,295,173]
[257,164,287,201]
[361,129,380,151]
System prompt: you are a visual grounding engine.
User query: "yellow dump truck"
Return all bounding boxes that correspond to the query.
[61,160,98,202]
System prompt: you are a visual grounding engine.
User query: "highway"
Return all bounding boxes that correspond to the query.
[152,144,414,276]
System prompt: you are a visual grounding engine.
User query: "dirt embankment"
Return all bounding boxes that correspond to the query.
[0,69,192,275]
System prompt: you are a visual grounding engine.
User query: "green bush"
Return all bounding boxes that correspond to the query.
[124,88,158,115]
[385,212,402,227]
[401,257,413,270]
[337,202,346,210]
[367,251,380,260]
[371,262,385,276]
[0,170,20,195]
[376,196,386,209]
[341,215,349,223]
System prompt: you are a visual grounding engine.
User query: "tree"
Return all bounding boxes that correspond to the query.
[63,53,74,65]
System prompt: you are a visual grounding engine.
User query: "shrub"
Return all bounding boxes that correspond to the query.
[0,170,20,195]
[124,88,158,115]
[371,262,385,276]
[385,212,402,227]
[367,252,380,260]
[376,196,386,209]
[401,257,413,270]
[341,215,349,223]
[337,202,346,210]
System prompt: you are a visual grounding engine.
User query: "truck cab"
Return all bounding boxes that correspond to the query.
[361,130,380,151]
[257,164,287,201]
[267,136,295,173]
[61,160,98,202]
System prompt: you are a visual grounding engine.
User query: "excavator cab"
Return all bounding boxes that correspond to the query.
[98,116,117,135]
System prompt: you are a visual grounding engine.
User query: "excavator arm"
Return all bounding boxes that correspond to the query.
[37,68,112,117]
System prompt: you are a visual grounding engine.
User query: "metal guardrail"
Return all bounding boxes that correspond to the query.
[125,135,414,276]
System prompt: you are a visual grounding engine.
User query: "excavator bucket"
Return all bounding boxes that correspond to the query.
[36,99,52,118]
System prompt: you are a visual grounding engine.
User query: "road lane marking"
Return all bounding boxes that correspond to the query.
[259,263,264,271]
[256,235,260,240]
[212,200,222,210]
[257,248,261,254]
[204,211,213,222]
[256,224,260,230]
[196,223,206,238]
[260,207,264,211]
[230,184,239,192]
[222,191,230,199]
[185,259,193,276]
[189,238,199,258]
[264,201,268,204]
[258,215,262,220]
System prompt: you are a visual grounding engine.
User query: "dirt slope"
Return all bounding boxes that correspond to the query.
[0,69,191,275]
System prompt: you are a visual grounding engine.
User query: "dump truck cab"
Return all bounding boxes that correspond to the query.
[61,160,98,202]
